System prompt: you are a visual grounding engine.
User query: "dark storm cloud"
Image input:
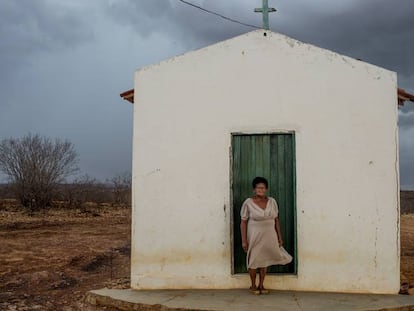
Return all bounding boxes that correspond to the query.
[279,0,414,80]
[0,0,93,78]
[106,0,414,188]
[0,0,96,134]
[0,0,132,181]
[107,0,256,48]
[108,0,414,82]
[399,112,414,190]
[400,103,414,189]
[1,0,413,185]
[400,105,414,131]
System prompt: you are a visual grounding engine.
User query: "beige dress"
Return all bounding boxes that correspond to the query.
[241,197,293,269]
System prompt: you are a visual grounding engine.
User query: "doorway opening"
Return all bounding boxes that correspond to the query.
[231,133,297,274]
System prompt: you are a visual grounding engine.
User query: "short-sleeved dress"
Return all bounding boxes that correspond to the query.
[240,197,292,269]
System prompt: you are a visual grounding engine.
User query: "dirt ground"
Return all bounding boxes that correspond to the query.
[0,201,131,310]
[401,191,414,214]
[401,213,414,288]
[0,201,413,310]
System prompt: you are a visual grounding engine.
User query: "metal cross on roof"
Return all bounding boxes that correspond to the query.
[254,0,276,30]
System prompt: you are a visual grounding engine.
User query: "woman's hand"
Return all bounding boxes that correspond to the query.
[242,242,249,253]
[275,218,283,247]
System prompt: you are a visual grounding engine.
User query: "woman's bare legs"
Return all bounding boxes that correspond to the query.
[258,267,268,293]
[248,268,257,289]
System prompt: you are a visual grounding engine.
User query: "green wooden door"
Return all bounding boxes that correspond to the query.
[232,133,296,274]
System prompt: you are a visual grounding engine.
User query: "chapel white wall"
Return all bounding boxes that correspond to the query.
[131,30,399,294]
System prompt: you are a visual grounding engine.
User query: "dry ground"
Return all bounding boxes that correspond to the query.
[401,191,414,213]
[0,201,130,310]
[0,200,413,310]
[401,213,414,287]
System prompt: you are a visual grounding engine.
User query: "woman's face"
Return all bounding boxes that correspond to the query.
[254,183,268,197]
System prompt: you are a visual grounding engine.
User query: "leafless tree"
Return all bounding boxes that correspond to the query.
[109,172,131,208]
[0,134,79,211]
[60,174,112,208]
[0,183,7,199]
[61,174,98,208]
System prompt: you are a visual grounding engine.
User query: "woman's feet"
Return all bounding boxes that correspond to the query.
[258,286,269,294]
[249,285,270,295]
[249,286,261,295]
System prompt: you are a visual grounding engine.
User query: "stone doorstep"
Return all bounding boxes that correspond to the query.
[85,288,414,311]
[85,292,202,311]
[85,298,187,311]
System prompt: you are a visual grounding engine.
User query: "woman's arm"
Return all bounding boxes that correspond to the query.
[274,217,283,247]
[240,220,248,252]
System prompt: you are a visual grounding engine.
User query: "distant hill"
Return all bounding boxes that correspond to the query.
[401,191,414,214]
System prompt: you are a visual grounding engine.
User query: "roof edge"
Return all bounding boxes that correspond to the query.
[120,89,134,104]
[120,87,414,107]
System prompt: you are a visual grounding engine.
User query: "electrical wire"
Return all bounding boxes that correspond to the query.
[177,0,261,29]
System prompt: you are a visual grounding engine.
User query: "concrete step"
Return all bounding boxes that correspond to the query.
[85,288,414,311]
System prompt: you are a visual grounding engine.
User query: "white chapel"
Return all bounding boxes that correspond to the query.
[121,29,405,294]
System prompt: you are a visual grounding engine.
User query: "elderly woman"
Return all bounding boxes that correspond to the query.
[240,176,292,294]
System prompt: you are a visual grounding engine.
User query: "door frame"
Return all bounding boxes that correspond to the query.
[229,131,298,275]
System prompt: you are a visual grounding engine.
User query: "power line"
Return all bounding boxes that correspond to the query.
[177,0,261,29]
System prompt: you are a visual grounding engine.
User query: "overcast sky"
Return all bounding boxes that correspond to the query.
[1,0,413,188]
